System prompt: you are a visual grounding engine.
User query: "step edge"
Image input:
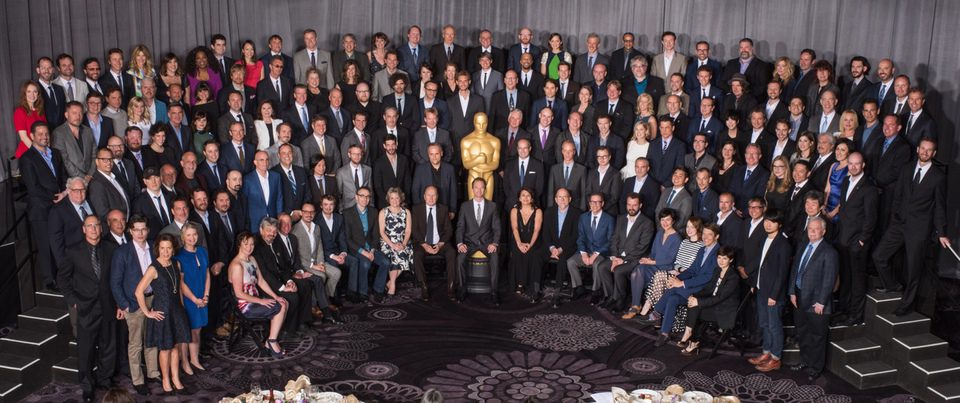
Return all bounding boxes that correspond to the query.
[0,382,22,397]
[51,364,78,373]
[877,315,931,326]
[893,337,948,350]
[928,385,960,400]
[830,341,881,353]
[2,334,57,346]
[867,294,901,303]
[18,311,70,322]
[910,361,960,375]
[0,358,40,371]
[845,364,897,377]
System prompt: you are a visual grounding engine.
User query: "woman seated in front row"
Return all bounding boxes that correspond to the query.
[229,231,289,358]
[676,246,741,355]
[626,216,704,323]
[621,209,682,319]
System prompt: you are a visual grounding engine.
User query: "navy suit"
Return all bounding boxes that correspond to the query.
[323,107,353,142]
[646,136,686,185]
[110,242,150,312]
[655,245,720,332]
[687,115,723,153]
[220,141,255,174]
[242,170,284,232]
[790,240,839,375]
[197,160,228,191]
[566,211,615,290]
[693,188,720,223]
[83,114,116,149]
[40,82,67,128]
[507,44,543,72]
[728,164,770,212]
[528,98,568,131]
[397,44,430,84]
[272,164,310,214]
[419,98,451,130]
[688,86,724,119]
[684,59,722,94]
[131,191,172,241]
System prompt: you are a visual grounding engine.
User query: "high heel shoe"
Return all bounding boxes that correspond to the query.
[265,339,284,358]
[680,342,700,356]
[676,340,689,349]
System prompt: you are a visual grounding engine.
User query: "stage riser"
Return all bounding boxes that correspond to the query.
[0,291,76,402]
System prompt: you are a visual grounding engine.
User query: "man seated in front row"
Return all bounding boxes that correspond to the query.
[455,178,502,306]
[566,192,615,303]
[411,186,458,301]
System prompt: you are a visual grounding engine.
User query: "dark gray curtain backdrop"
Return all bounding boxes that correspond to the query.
[1,0,958,274]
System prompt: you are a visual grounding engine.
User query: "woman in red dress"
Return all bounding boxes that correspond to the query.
[13,80,46,159]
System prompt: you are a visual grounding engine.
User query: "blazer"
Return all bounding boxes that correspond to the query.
[307,174,339,206]
[901,111,937,149]
[502,157,545,209]
[762,139,797,169]
[557,80,582,108]
[471,69,504,111]
[197,160,228,191]
[727,164,770,212]
[575,211,615,255]
[371,125,411,159]
[528,98,568,131]
[791,70,817,105]
[717,212,744,250]
[608,48,644,80]
[467,46,506,73]
[456,199,501,248]
[495,127,532,165]
[410,127,460,164]
[372,154,413,208]
[675,245,720,296]
[620,175,661,221]
[418,98,450,131]
[317,213,349,256]
[542,206,583,262]
[693,264,741,329]
[132,190,173,241]
[82,114,115,149]
[546,162,588,210]
[48,199,90,267]
[871,80,898,112]
[335,163,372,210]
[291,220,324,270]
[789,240,839,313]
[692,187,720,223]
[646,136,686,185]
[339,130,374,165]
[164,123,194,161]
[51,124,96,178]
[684,152,719,180]
[808,153,837,191]
[446,92,486,139]
[684,59,723,94]
[58,240,117,317]
[217,85,258,117]
[573,52,610,84]
[282,103,318,145]
[837,176,878,248]
[255,75,294,111]
[608,214,655,260]
[866,136,910,192]
[252,238,294,294]
[371,69,411,102]
[272,164,310,214]
[99,71,136,108]
[528,125,561,168]
[397,44,430,83]
[805,83,841,117]
[720,57,772,99]
[411,203,454,245]
[211,208,243,264]
[655,186,693,231]
[216,111,256,144]
[554,131,592,166]
[381,93,421,133]
[343,206,380,255]
[241,170,284,231]
[517,70,546,99]
[429,43,468,75]
[621,75,666,112]
[585,167,622,216]
[300,134,342,171]
[507,43,543,72]
[650,52,688,81]
[763,100,791,133]
[293,49,334,87]
[260,52,295,81]
[751,233,792,302]
[599,99,636,138]
[790,214,834,247]
[411,162,458,214]
[109,241,152,312]
[87,171,130,220]
[19,146,67,221]
[586,133,627,171]
[220,141,256,174]
[323,107,353,142]
[808,111,841,135]
[890,160,947,238]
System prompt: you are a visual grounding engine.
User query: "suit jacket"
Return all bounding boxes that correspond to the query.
[650,52,688,81]
[517,70,546,99]
[841,77,873,113]
[40,82,67,128]
[621,75,666,112]
[255,75,294,111]
[547,162,588,210]
[471,69,504,111]
[82,114,115,149]
[220,141,256,174]
[655,186,693,230]
[272,164,310,214]
[332,50,371,82]
[166,123,194,161]
[196,160,228,191]
[528,98,568,131]
[608,214,654,260]
[217,84,258,116]
[890,160,947,238]
[806,83,841,117]
[528,125,561,167]
[575,211,615,255]
[348,100,384,134]
[467,46,506,73]
[20,146,67,220]
[51,124,96,177]
[866,136,910,192]
[791,214,834,247]
[751,233,792,302]
[554,131,592,166]
[789,240,839,313]
[382,93,421,133]
[837,176,878,247]
[283,103,318,145]
[242,170,284,231]
[728,164,770,212]
[762,139,797,168]
[675,245,720,296]
[720,57,772,99]
[411,162,458,214]
[429,43,468,75]
[808,153,837,191]
[290,220,322,270]
[397,44,430,83]
[411,203,454,245]
[901,111,937,149]
[371,69,410,102]
[446,92,486,140]
[785,179,816,236]
[343,206,380,255]
[293,49,334,87]
[586,134,627,170]
[542,206,582,262]
[558,79,581,108]
[507,43,544,70]
[418,98,450,131]
[572,52,610,84]
[335,163,372,210]
[323,107,353,142]
[48,199,90,267]
[689,85,725,120]
[371,125,411,159]
[692,187,720,223]
[372,154,412,207]
[620,175,661,221]
[872,80,898,113]
[646,136,686,185]
[307,174,339,206]
[300,134,342,171]
[411,127,456,165]
[252,238,293,294]
[503,157,545,209]
[684,59,723,94]
[586,80,609,105]
[99,72,136,108]
[808,111,841,135]
[317,213,349,256]
[339,130,374,165]
[132,190,173,241]
[210,209,242,264]
[109,241,152,312]
[489,89,532,131]
[762,100,790,132]
[791,69,817,105]
[585,167,622,216]
[600,98,636,137]
[87,170,130,220]
[495,127,532,166]
[456,199,501,248]
[608,47,643,80]
[260,52,295,81]
[717,212,744,250]
[216,111,256,144]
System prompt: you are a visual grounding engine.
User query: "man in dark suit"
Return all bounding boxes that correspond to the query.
[586,64,610,106]
[620,157,660,220]
[901,88,937,149]
[790,49,817,105]
[456,178,502,304]
[253,218,310,334]
[598,193,654,312]
[331,33,371,82]
[196,140,228,191]
[808,133,837,191]
[873,138,948,317]
[371,135,412,208]
[865,116,911,232]
[20,122,68,290]
[507,27,543,72]
[573,33,610,84]
[283,86,318,145]
[689,65,725,120]
[429,24,468,73]
[165,105,193,161]
[256,56,294,112]
[647,119,687,186]
[516,53,545,99]
[131,167,173,241]
[411,186,458,300]
[602,80,638,137]
[495,110,532,166]
[412,109,455,165]
[323,89,353,142]
[209,34,235,77]
[737,197,768,284]
[488,70,531,132]
[218,64,258,116]
[685,41,722,94]
[785,160,814,236]
[654,167,694,231]
[585,146,622,216]
[716,193,743,249]
[762,81,791,132]
[789,217,838,381]
[790,190,834,248]
[260,34,295,81]
[396,25,429,84]
[840,56,873,114]
[567,193,615,301]
[411,144,459,215]
[306,156,339,207]
[49,176,96,277]
[217,91,256,144]
[82,93,115,149]
[446,71,486,141]
[543,188,583,301]
[869,59,897,111]
[220,122,256,174]
[57,215,117,401]
[37,57,67,127]
[621,56,665,112]
[608,32,642,81]
[728,144,770,212]
[272,144,309,216]
[87,148,130,220]
[547,140,588,210]
[382,74,421,133]
[342,188,391,301]
[555,112,592,166]
[100,49,136,108]
[314,195,356,302]
[528,107,561,168]
[528,80,568,131]
[692,168,720,223]
[467,29,506,73]
[688,97,723,153]
[834,153,877,326]
[502,138,545,210]
[748,210,792,372]
[719,38,772,100]
[471,53,505,111]
[371,107,412,158]
[557,63,582,109]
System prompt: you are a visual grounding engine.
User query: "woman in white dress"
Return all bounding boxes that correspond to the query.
[621,120,653,179]
[253,100,283,150]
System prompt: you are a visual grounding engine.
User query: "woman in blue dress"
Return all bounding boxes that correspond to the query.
[174,222,209,375]
[824,138,852,222]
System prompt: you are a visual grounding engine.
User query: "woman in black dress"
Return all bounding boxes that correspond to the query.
[509,187,544,302]
[764,156,793,213]
[135,234,191,394]
[713,140,742,194]
[141,123,178,170]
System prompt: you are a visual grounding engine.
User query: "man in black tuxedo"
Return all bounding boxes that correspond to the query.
[808,133,837,191]
[20,122,68,290]
[57,215,118,401]
[371,135,412,208]
[834,153,877,326]
[489,70,532,131]
[720,38,771,100]
[502,138,545,210]
[131,167,173,242]
[785,160,814,237]
[410,186,458,300]
[873,138,949,317]
[37,57,67,128]
[789,217,838,381]
[257,56,294,111]
[100,48,136,108]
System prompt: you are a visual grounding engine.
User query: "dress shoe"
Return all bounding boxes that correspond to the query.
[637,313,662,326]
[875,285,903,293]
[654,333,669,347]
[589,293,603,305]
[838,317,865,327]
[146,376,162,384]
[311,306,323,319]
[83,390,95,402]
[621,306,642,320]
[44,282,61,293]
[134,383,150,396]
[530,293,543,304]
[789,363,807,372]
[806,370,821,382]
[893,306,913,317]
[571,286,588,300]
[756,358,781,372]
[748,353,771,366]
[322,315,344,325]
[420,285,430,302]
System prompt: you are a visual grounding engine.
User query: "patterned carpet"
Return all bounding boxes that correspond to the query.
[24,281,917,402]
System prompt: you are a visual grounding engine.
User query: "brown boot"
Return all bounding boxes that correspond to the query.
[748,353,771,366]
[756,357,781,372]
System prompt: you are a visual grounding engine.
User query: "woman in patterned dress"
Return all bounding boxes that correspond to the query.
[228,232,288,358]
[379,188,413,297]
[638,217,705,323]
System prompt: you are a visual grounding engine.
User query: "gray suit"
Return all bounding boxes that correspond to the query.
[572,52,610,84]
[335,163,372,210]
[54,77,90,104]
[471,69,504,112]
[808,111,841,135]
[300,133,342,171]
[456,199,502,296]
[52,123,96,177]
[339,130,374,166]
[683,152,718,193]
[650,52,688,81]
[655,186,693,231]
[266,142,304,168]
[411,128,455,165]
[546,162,588,210]
[597,214,655,300]
[291,220,342,297]
[371,69,410,102]
[294,48,335,88]
[87,170,130,220]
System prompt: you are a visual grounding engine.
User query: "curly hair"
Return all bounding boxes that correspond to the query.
[185,46,216,76]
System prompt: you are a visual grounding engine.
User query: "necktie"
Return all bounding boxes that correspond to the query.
[287,169,297,195]
[588,55,594,68]
[547,100,553,109]
[212,164,221,185]
[426,207,436,244]
[560,83,566,97]
[116,161,127,181]
[524,73,529,87]
[66,81,74,102]
[476,203,482,222]
[47,85,56,104]
[91,246,101,279]
[220,58,226,73]
[792,184,801,200]
[221,213,233,236]
[300,106,309,129]
[882,139,892,155]
[156,196,170,225]
[482,72,487,89]
[336,109,344,128]
[820,116,829,133]
[662,139,668,152]
[354,167,361,187]
[397,98,403,115]
[879,83,888,100]
[508,131,516,149]
[523,46,528,54]
[540,128,548,148]
[447,46,453,59]
[895,102,903,115]
[666,189,678,205]
[699,119,707,132]
[591,215,598,232]
[412,47,418,59]
[274,80,281,97]
[79,204,89,219]
[238,145,245,165]
[698,191,705,209]
[913,167,922,184]
[116,74,124,96]
[120,236,126,245]
[608,103,615,114]
[310,52,317,67]
[519,161,526,186]
[796,243,815,289]
[744,168,752,181]
[908,114,916,131]
[509,92,516,110]
[702,88,707,99]
[564,165,570,185]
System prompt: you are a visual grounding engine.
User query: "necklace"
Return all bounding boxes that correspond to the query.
[161,261,178,294]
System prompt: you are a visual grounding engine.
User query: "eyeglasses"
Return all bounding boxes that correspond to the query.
[356,194,371,198]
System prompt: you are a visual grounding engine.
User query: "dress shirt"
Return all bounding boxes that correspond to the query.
[757,236,775,288]
[322,214,334,233]
[914,161,931,183]
[425,204,440,244]
[257,171,271,201]
[748,218,762,237]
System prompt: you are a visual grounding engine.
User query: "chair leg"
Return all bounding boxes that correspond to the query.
[708,329,731,359]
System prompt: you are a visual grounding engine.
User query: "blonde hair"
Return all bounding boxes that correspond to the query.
[631,121,652,143]
[126,97,151,123]
[635,93,655,116]
[840,109,859,132]
[128,44,156,78]
[773,57,795,83]
[765,155,794,194]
